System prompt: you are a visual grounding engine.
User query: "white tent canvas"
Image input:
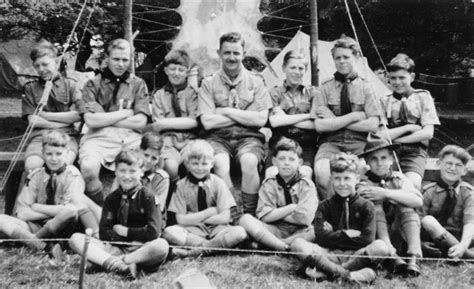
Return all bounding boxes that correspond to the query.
[262,31,391,98]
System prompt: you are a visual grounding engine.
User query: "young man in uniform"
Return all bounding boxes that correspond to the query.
[78,39,150,205]
[198,32,273,215]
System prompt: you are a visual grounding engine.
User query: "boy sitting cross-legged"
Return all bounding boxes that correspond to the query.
[358,133,423,276]
[0,129,100,260]
[291,153,389,283]
[421,145,474,260]
[239,138,318,251]
[69,150,169,278]
[163,139,248,258]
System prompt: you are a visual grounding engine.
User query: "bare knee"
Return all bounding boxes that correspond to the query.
[24,156,44,173]
[291,237,311,253]
[213,154,230,175]
[314,159,330,181]
[264,166,278,179]
[80,158,100,180]
[299,165,313,179]
[164,159,179,180]
[240,153,259,174]
[231,226,248,243]
[59,204,79,221]
[163,225,187,245]
[367,239,390,256]
[421,215,442,234]
[68,232,85,252]
[149,238,170,256]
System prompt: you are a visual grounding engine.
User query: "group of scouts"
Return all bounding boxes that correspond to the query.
[0,31,472,283]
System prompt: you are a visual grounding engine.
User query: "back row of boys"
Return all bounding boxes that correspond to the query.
[0,31,471,282]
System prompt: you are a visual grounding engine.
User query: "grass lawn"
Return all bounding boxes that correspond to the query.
[0,245,473,288]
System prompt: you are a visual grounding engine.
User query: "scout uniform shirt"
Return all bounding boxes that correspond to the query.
[15,165,85,217]
[310,75,380,143]
[256,174,318,227]
[380,89,440,147]
[22,75,82,137]
[422,181,474,235]
[151,82,199,147]
[269,82,320,147]
[198,68,273,140]
[168,174,236,217]
[100,185,162,243]
[314,193,376,250]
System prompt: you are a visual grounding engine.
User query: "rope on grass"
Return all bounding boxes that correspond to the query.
[1,237,473,263]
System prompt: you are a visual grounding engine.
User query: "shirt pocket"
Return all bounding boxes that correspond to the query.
[327,94,341,116]
[238,86,256,110]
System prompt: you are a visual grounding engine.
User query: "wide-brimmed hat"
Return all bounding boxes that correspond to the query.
[359,132,400,157]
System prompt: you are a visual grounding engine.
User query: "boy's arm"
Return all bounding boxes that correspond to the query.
[151,117,198,132]
[126,195,161,242]
[346,201,376,248]
[99,198,127,242]
[393,124,434,144]
[198,80,236,130]
[38,111,81,124]
[15,176,50,221]
[216,107,269,128]
[293,120,316,130]
[314,202,352,247]
[151,173,169,212]
[268,107,311,128]
[27,114,71,128]
[203,208,231,225]
[359,178,422,208]
[283,180,318,226]
[175,207,219,226]
[449,223,474,258]
[313,110,366,133]
[112,112,148,130]
[83,109,134,129]
[346,116,380,132]
[383,124,422,140]
[256,181,294,223]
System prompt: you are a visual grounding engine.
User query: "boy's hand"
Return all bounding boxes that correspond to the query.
[448,243,467,259]
[405,124,422,133]
[315,107,335,119]
[421,241,442,256]
[344,229,361,238]
[358,186,386,203]
[323,221,333,231]
[113,224,128,237]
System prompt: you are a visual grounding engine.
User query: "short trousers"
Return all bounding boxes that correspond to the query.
[79,127,142,171]
[160,140,191,164]
[263,222,313,239]
[206,136,266,164]
[315,139,366,162]
[395,144,428,177]
[25,135,78,159]
[183,224,232,240]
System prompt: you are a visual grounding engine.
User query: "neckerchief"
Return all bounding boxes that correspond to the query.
[334,71,358,115]
[187,173,210,211]
[276,172,301,205]
[44,164,67,205]
[392,89,414,125]
[141,169,154,185]
[118,185,141,226]
[220,69,243,109]
[334,193,359,230]
[366,170,394,187]
[101,67,130,108]
[38,74,61,86]
[165,82,187,117]
[436,177,460,226]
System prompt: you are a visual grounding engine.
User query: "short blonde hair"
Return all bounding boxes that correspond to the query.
[106,38,130,55]
[438,145,472,165]
[181,140,214,162]
[331,36,361,58]
[330,152,360,174]
[42,129,70,148]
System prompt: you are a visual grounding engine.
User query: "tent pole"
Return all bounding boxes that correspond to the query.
[309,0,319,86]
[124,0,134,74]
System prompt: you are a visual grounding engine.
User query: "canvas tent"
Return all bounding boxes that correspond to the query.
[0,39,37,96]
[261,31,391,98]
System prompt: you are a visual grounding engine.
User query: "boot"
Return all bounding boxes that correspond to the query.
[103,256,130,275]
[342,254,371,271]
[384,254,407,275]
[349,268,376,283]
[45,243,63,263]
[405,254,421,276]
[306,255,350,280]
[304,267,327,281]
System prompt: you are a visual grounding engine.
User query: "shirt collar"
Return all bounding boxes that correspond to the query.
[282,80,305,94]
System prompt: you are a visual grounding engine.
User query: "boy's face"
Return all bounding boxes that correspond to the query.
[365,149,393,177]
[142,148,160,173]
[115,162,143,191]
[33,55,57,81]
[333,47,357,75]
[219,41,244,76]
[43,145,67,172]
[164,64,188,87]
[331,171,359,198]
[388,69,415,95]
[438,154,467,185]
[272,150,301,180]
[107,47,131,77]
[185,157,213,179]
[283,58,306,87]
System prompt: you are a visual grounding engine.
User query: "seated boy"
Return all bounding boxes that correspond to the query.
[22,40,82,173]
[311,36,380,200]
[379,54,440,190]
[150,49,199,192]
[239,138,318,251]
[69,150,169,278]
[78,39,150,205]
[163,140,248,258]
[358,134,422,276]
[291,153,389,283]
[421,145,474,259]
[0,130,100,258]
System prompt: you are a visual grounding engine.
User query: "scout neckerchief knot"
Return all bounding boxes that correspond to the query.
[102,67,130,101]
[392,89,414,125]
[334,193,355,230]
[142,169,154,184]
[38,74,61,86]
[436,177,460,226]
[188,173,210,211]
[166,82,185,118]
[44,164,67,205]
[276,172,301,205]
[334,71,358,115]
[366,170,394,187]
[227,84,239,109]
[118,186,141,226]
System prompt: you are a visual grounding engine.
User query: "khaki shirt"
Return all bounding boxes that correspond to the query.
[15,165,85,217]
[169,174,236,215]
[151,83,199,145]
[22,75,82,137]
[422,181,474,231]
[256,176,318,226]
[380,89,440,128]
[198,68,272,138]
[142,168,169,213]
[78,73,150,117]
[310,76,380,142]
[269,82,320,145]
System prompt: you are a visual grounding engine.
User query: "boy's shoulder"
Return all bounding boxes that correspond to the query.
[459,181,473,193]
[422,182,441,193]
[152,168,169,180]
[65,165,81,176]
[26,167,45,182]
